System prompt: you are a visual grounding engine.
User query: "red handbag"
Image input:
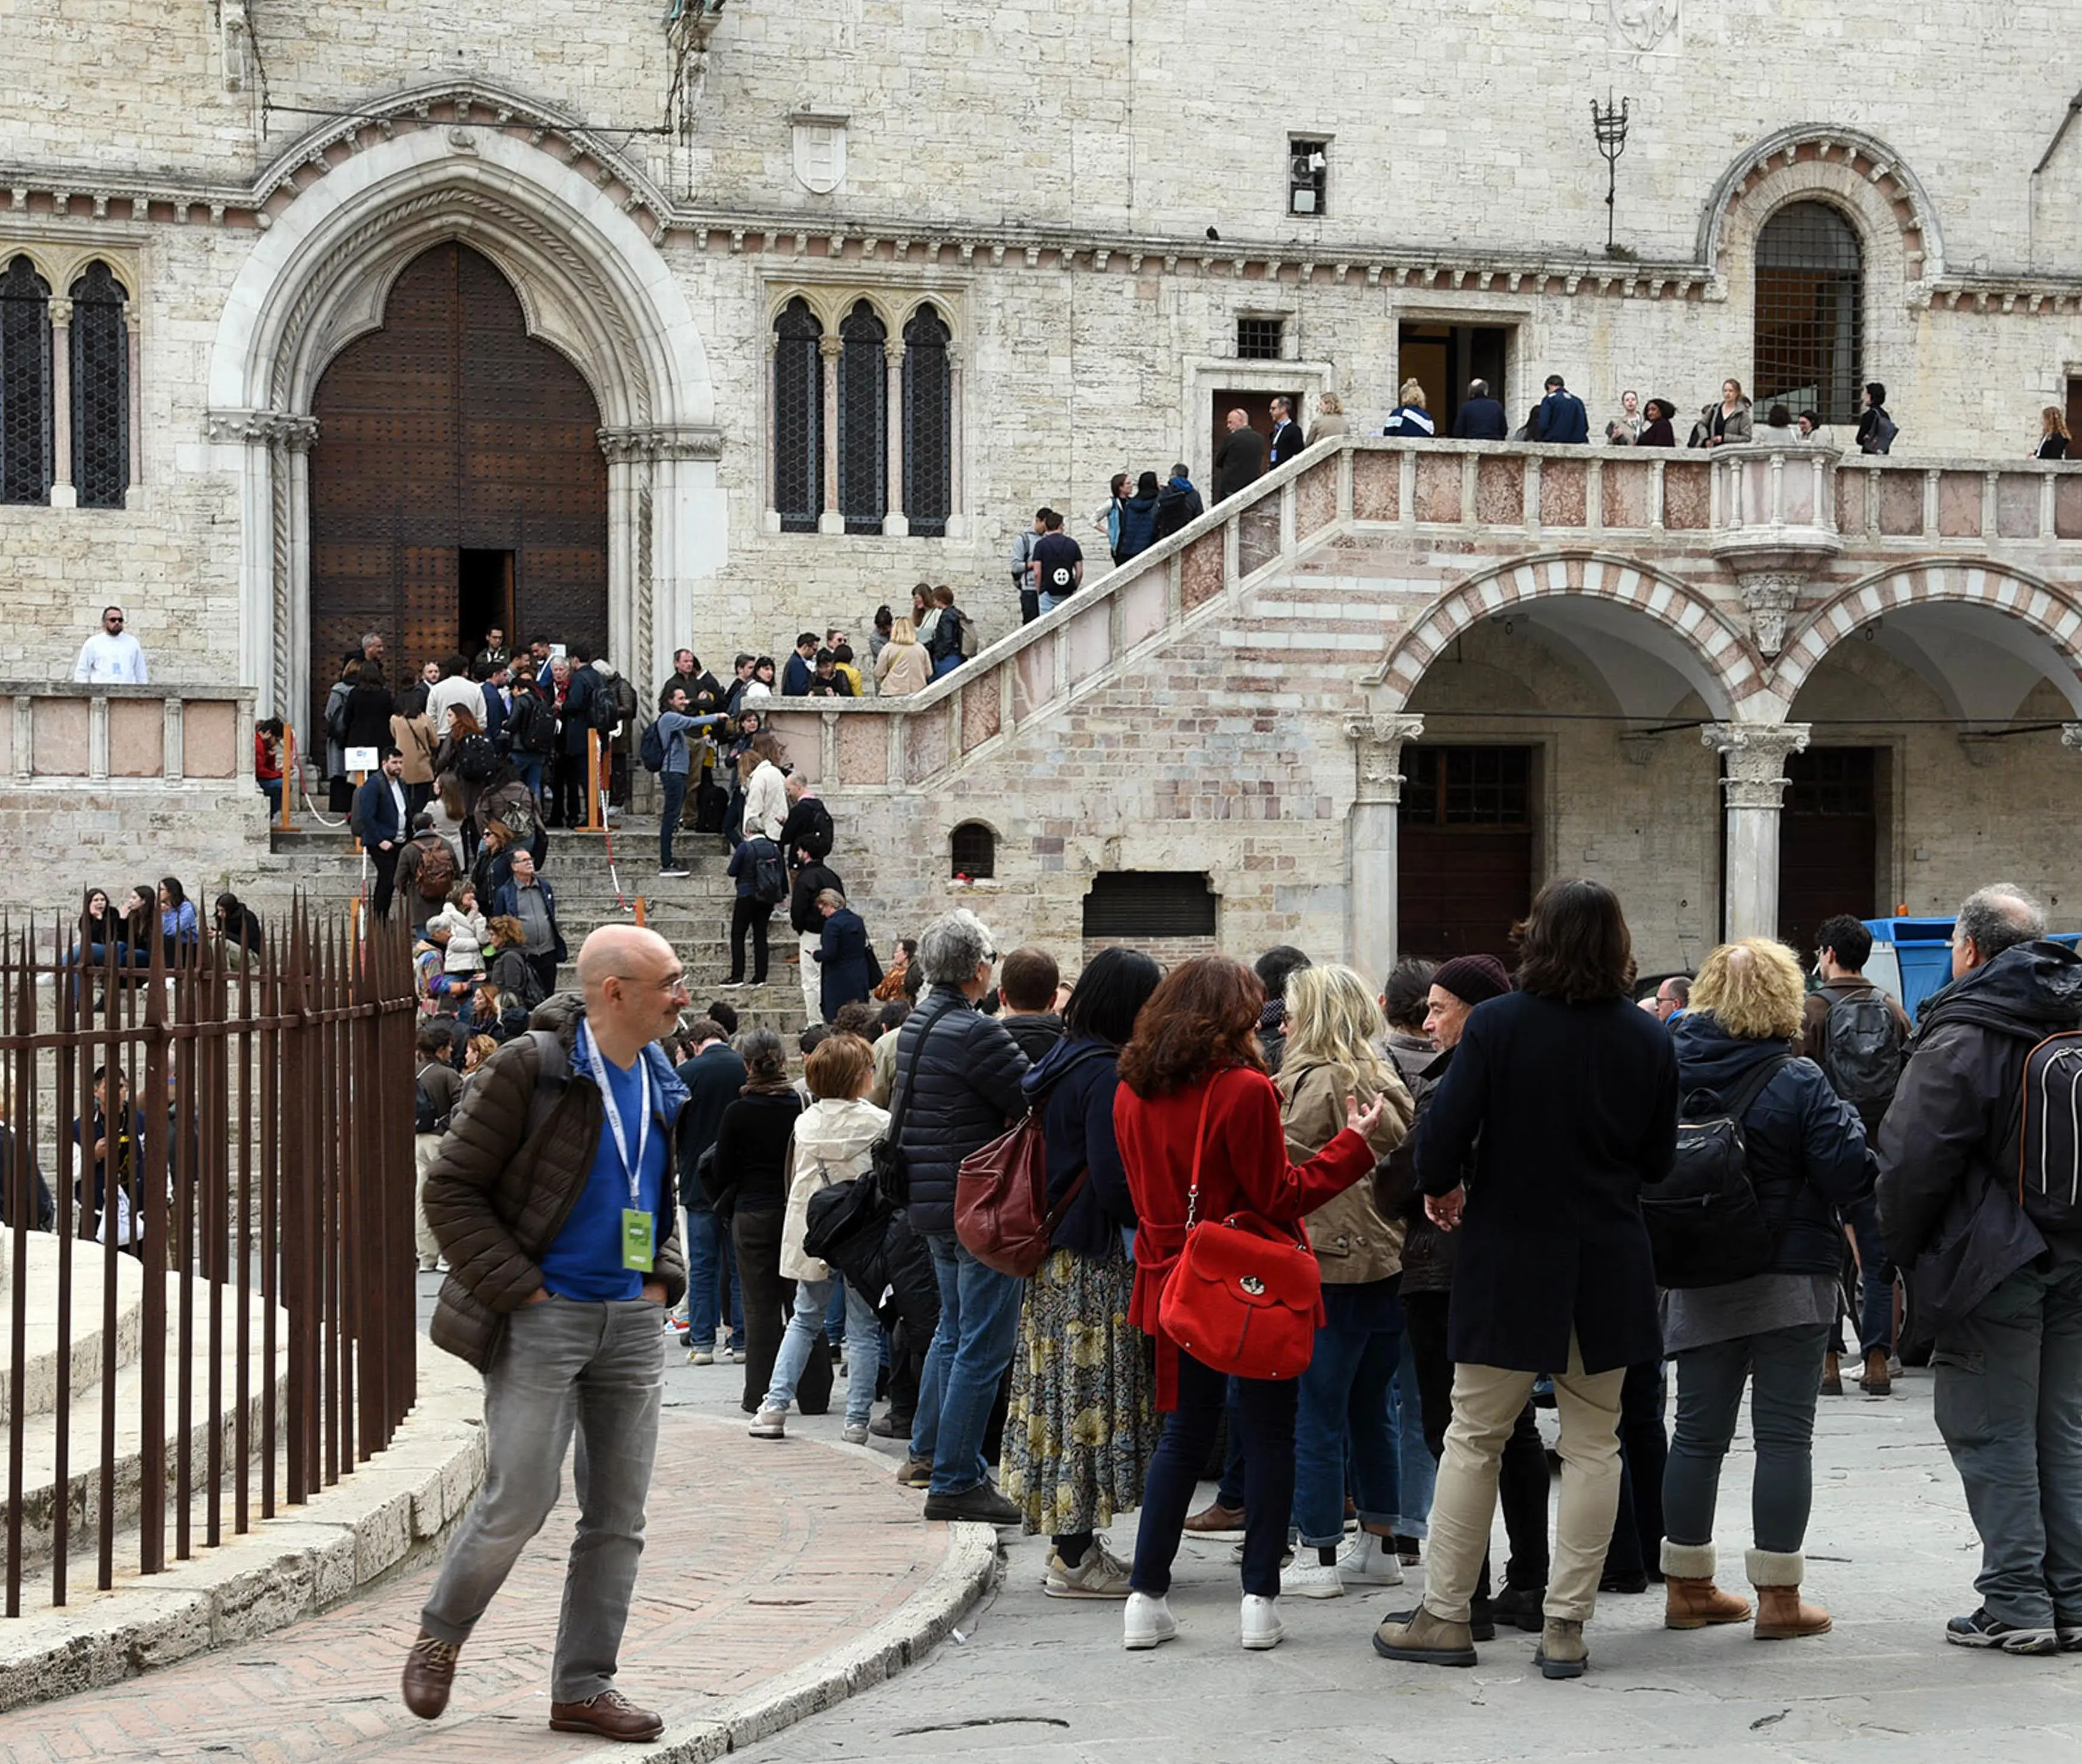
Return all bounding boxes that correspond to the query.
[1157,1075,1321,1380]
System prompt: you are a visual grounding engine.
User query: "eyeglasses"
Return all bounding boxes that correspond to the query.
[982,950,997,964]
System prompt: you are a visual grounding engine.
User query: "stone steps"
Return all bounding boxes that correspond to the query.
[0,1236,147,1426]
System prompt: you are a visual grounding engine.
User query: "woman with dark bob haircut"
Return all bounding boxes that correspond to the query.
[1003,948,1167,1600]
[1113,955,1387,1655]
[1376,879,1679,1682]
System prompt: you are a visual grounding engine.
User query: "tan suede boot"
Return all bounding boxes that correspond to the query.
[1820,1352,1843,1396]
[1859,1346,1892,1396]
[1748,1550,1832,1639]
[1662,1542,1752,1629]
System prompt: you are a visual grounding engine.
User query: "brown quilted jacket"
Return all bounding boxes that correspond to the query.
[424,994,689,1370]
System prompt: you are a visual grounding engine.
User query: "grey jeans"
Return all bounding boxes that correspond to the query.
[1662,1322,1828,1556]
[421,1295,664,1701]
[1934,1260,2082,1630]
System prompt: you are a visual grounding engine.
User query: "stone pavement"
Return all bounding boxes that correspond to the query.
[741,1370,2082,1764]
[0,1356,978,1764]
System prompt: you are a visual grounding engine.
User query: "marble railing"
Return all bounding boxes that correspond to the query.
[0,683,255,786]
[761,436,2082,792]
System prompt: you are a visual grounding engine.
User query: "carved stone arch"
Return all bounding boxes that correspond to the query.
[1699,124,1944,280]
[59,252,140,302]
[1371,550,1759,717]
[766,285,837,334]
[0,243,63,288]
[886,289,958,337]
[1769,559,2082,707]
[206,124,722,724]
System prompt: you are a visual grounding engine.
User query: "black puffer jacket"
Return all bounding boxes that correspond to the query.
[891,985,1031,1234]
[1670,1013,1872,1275]
[1878,940,2082,1268]
[1375,1047,1465,1294]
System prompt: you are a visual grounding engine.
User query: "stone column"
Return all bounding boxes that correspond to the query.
[1346,714,1425,983]
[1704,722,1811,940]
[818,334,843,535]
[48,297,75,509]
[883,338,907,537]
[946,345,966,539]
[125,310,142,502]
[2063,725,2082,755]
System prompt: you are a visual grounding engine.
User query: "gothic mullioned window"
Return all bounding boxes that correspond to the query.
[0,255,53,505]
[836,300,887,535]
[70,262,128,509]
[772,297,823,533]
[902,304,952,538]
[1754,201,1864,425]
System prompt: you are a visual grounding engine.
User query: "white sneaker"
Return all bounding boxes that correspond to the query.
[686,1344,714,1366]
[747,1408,787,1439]
[1283,1555,1344,1599]
[842,1422,870,1445]
[1241,1593,1285,1651]
[1046,1537,1134,1600]
[1123,1590,1178,1650]
[1339,1532,1406,1587]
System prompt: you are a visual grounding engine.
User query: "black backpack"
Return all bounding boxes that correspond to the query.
[454,733,498,784]
[639,718,669,774]
[509,693,556,756]
[1822,986,1904,1115]
[1643,1053,1793,1289]
[746,837,788,906]
[2019,1032,2082,1238]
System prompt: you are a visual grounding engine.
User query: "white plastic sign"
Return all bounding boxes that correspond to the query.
[345,745,380,772]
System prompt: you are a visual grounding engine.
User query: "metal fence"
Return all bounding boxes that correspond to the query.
[0,909,419,1615]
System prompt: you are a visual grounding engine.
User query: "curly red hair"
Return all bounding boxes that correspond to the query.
[1117,954,1267,1099]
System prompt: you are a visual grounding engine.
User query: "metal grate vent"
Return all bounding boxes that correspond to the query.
[1082,872,1218,938]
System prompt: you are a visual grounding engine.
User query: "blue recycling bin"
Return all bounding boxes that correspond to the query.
[1864,916,2082,1022]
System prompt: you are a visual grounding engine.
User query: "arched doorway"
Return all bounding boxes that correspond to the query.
[307,242,607,730]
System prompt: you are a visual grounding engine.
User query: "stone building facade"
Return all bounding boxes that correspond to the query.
[4,1,2082,972]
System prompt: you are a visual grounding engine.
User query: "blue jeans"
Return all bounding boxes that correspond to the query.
[514,754,546,806]
[258,778,282,814]
[683,1205,743,1349]
[1831,1194,1895,1356]
[825,1279,848,1345]
[1293,1276,1405,1547]
[1664,1324,1827,1556]
[1132,1346,1298,1599]
[1391,1331,1436,1536]
[1934,1261,2082,1630]
[658,770,688,868]
[1038,591,1075,615]
[765,1278,883,1426]
[931,652,962,680]
[910,1231,1024,1496]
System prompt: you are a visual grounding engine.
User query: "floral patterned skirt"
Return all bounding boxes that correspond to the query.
[1002,1242,1161,1538]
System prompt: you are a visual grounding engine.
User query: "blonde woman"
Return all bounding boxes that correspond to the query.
[1662,939,1870,1639]
[1279,963,1416,1598]
[1705,378,1753,447]
[875,616,933,696]
[1382,379,1436,440]
[2037,406,2071,460]
[1307,391,1349,446]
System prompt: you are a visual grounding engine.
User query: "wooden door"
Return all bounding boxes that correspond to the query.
[1397,746,1536,962]
[307,243,607,739]
[1777,747,1879,961]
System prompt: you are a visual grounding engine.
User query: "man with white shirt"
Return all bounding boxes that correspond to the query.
[426,655,486,740]
[73,607,148,684]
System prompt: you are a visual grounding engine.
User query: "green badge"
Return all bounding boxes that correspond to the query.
[621,1208,655,1273]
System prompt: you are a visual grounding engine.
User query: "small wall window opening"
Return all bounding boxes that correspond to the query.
[1082,872,1218,938]
[1289,140,1328,216]
[950,821,996,880]
[1236,316,1286,360]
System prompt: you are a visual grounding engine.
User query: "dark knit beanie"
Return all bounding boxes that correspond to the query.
[1431,954,1512,1007]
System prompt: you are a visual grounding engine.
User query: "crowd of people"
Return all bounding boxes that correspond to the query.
[399,874,2082,1737]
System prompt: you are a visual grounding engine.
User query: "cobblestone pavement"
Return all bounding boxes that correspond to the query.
[741,1368,2082,1764]
[0,1311,951,1764]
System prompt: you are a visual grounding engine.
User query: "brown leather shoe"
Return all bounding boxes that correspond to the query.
[1819,1352,1843,1396]
[1183,1500,1246,1537]
[1859,1347,1893,1396]
[549,1688,666,1742]
[401,1630,460,1720]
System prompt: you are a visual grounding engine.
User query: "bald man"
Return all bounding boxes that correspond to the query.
[1213,405,1269,502]
[409,925,692,1743]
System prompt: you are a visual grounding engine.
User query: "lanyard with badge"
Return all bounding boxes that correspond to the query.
[582,1020,654,1272]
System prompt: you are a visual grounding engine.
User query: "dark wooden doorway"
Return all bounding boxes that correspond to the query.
[1778,746,1881,961]
[307,242,607,738]
[1210,388,1300,467]
[1398,745,1537,961]
[1397,323,1510,433]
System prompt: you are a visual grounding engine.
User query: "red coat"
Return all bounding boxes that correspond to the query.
[1114,1065,1374,1402]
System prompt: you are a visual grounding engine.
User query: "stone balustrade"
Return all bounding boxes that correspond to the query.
[764,434,2082,795]
[0,683,254,785]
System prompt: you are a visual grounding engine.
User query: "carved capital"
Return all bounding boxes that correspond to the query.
[2065,724,2082,755]
[46,298,73,328]
[1704,721,1809,809]
[205,407,319,450]
[1346,714,1425,804]
[1736,570,1803,657]
[818,335,845,363]
[596,423,725,465]
[883,340,906,366]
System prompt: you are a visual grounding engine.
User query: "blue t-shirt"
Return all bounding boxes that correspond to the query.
[538,1039,669,1302]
